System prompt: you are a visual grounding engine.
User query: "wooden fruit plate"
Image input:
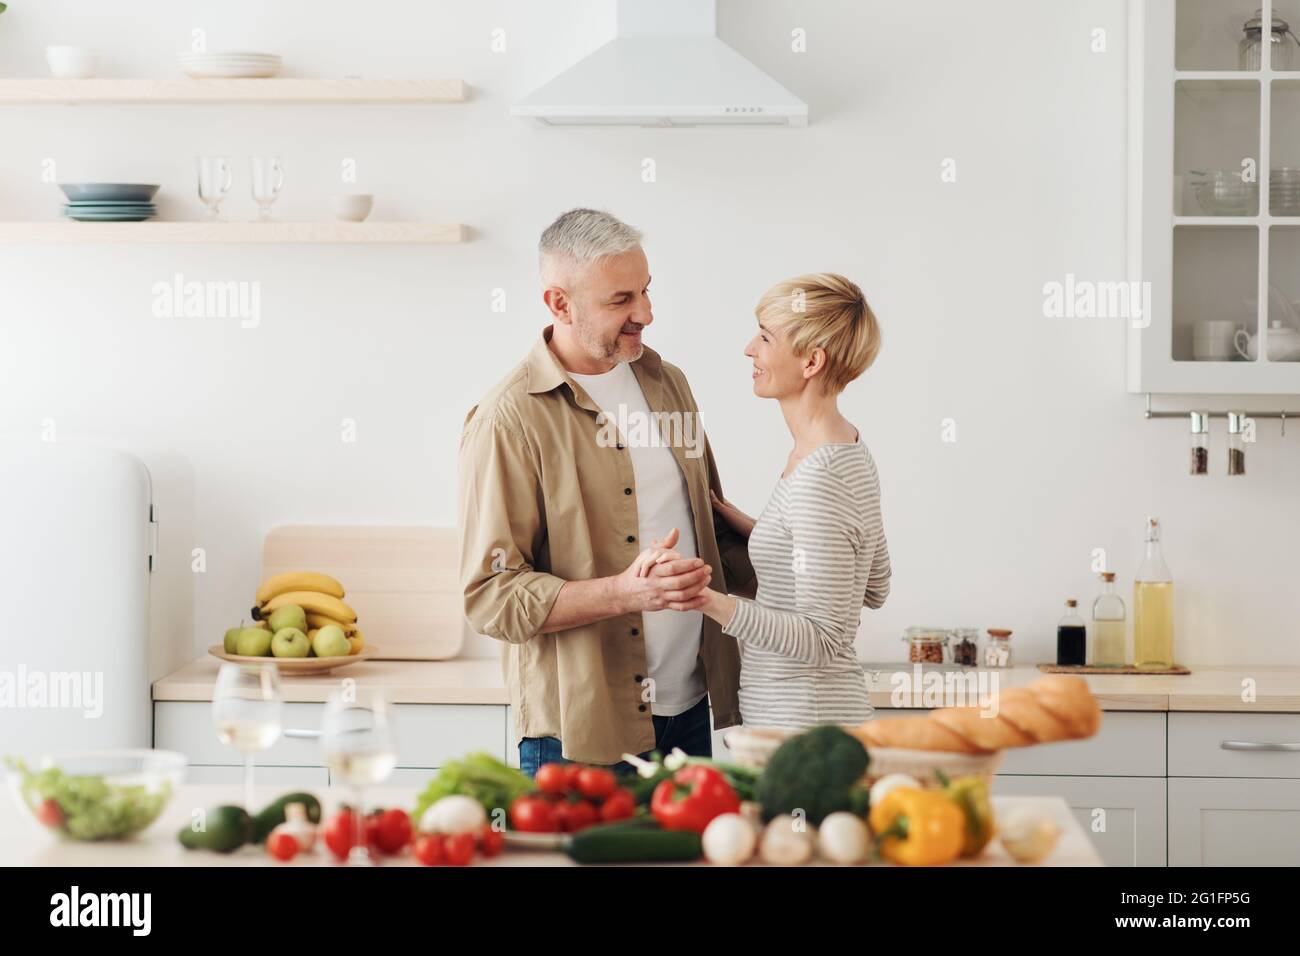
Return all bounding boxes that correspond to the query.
[207,644,377,675]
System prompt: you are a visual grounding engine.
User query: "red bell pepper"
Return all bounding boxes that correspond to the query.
[650,765,740,833]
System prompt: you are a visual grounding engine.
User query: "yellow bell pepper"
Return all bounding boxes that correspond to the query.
[944,775,996,858]
[868,787,965,866]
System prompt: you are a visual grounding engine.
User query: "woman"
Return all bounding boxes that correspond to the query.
[645,273,890,730]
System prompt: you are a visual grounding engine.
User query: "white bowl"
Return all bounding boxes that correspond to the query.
[333,193,374,222]
[46,46,98,79]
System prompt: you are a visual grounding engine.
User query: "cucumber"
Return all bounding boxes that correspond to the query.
[567,821,702,864]
[178,805,254,853]
[252,791,322,843]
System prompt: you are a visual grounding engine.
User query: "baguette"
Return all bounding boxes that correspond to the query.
[853,675,1102,754]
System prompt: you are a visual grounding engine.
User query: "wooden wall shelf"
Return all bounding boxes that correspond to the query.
[0,222,466,244]
[0,78,466,104]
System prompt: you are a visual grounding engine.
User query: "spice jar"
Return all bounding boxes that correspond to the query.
[984,629,1013,668]
[950,627,980,666]
[1227,412,1246,476]
[903,627,948,664]
[1189,411,1208,476]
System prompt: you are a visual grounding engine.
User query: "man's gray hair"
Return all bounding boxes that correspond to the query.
[539,208,642,264]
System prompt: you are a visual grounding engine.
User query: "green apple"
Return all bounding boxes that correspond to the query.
[312,623,351,658]
[266,604,308,634]
[235,626,274,657]
[223,627,243,654]
[271,627,310,658]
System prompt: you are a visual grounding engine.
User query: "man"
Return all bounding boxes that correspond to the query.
[459,208,754,773]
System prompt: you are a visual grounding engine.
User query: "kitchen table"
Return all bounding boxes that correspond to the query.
[2,785,1101,866]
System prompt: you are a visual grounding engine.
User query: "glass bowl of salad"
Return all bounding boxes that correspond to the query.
[5,749,185,841]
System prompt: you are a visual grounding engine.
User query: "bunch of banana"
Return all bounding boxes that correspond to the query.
[252,571,365,655]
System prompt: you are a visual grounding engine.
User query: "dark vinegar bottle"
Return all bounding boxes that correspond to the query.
[1056,599,1087,667]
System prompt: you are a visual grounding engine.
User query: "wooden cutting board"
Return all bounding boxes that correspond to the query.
[261,525,465,660]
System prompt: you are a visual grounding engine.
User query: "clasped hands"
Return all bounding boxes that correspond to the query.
[615,527,734,625]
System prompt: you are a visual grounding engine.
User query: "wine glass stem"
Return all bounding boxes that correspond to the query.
[244,754,255,810]
[350,784,369,864]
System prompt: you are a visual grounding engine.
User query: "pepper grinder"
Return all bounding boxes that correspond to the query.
[1189,411,1209,476]
[1227,412,1246,476]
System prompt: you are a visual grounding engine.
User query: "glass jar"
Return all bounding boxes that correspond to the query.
[1189,411,1208,476]
[984,629,1013,668]
[1240,9,1300,71]
[950,627,980,666]
[903,627,948,664]
[1227,412,1246,476]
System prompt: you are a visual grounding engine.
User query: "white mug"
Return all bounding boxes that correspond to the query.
[1193,319,1241,360]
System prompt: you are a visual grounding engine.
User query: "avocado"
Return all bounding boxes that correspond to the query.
[252,791,322,843]
[178,805,254,853]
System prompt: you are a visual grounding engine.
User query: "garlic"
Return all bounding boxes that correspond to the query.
[816,812,870,864]
[998,807,1061,864]
[420,794,488,835]
[272,802,317,852]
[869,773,921,809]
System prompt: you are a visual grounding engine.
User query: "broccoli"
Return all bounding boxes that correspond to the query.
[757,725,871,824]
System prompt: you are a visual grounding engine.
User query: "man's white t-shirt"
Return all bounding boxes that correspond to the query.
[569,361,707,717]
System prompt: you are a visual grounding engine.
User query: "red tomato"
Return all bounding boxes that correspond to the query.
[559,799,599,833]
[510,795,559,833]
[479,827,505,857]
[365,808,412,855]
[599,788,636,823]
[322,809,359,861]
[444,832,476,866]
[561,764,584,789]
[267,831,299,862]
[413,834,446,866]
[575,767,617,800]
[535,763,570,795]
[35,798,64,829]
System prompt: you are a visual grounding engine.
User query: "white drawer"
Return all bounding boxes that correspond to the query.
[1169,712,1300,778]
[870,709,1165,776]
[155,702,506,768]
[184,765,330,788]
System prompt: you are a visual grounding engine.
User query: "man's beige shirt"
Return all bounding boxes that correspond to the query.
[459,327,755,764]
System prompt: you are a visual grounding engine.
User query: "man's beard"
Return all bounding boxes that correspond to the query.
[575,315,642,362]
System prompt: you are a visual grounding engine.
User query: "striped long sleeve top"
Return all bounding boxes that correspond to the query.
[722,440,890,730]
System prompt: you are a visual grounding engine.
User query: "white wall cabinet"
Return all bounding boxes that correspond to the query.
[1129,0,1300,393]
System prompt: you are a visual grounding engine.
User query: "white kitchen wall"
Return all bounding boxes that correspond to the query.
[1,0,1296,681]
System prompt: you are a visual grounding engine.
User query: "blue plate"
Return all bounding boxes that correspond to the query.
[59,183,161,203]
[63,210,156,222]
[65,199,159,207]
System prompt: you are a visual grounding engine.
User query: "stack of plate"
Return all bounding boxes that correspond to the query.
[176,51,282,78]
[59,183,159,222]
[1272,167,1300,216]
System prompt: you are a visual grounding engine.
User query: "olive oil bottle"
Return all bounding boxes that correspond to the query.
[1133,517,1174,671]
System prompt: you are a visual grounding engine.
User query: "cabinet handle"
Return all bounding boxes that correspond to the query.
[1220,740,1300,752]
[283,728,321,739]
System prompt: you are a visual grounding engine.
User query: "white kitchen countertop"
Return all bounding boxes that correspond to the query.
[2,785,1100,867]
[153,657,1300,712]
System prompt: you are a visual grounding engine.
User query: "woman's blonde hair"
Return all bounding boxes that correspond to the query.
[754,273,880,395]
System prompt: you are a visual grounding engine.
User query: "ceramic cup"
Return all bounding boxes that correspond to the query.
[1193,319,1241,360]
[46,46,98,79]
[332,193,374,222]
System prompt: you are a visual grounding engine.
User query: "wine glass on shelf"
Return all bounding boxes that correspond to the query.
[196,155,232,221]
[319,686,396,865]
[249,156,284,221]
[212,662,283,811]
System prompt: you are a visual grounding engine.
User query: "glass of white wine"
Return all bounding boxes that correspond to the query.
[212,663,283,811]
[320,686,395,865]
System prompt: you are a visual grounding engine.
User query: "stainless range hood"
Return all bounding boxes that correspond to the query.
[511,0,808,128]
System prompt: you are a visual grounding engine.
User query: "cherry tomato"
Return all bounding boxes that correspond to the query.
[267,831,299,862]
[599,788,636,823]
[561,764,584,789]
[365,808,412,855]
[575,767,617,801]
[35,798,64,829]
[479,827,505,857]
[444,832,476,866]
[559,799,599,833]
[535,763,570,795]
[322,808,359,861]
[510,795,560,833]
[414,833,446,866]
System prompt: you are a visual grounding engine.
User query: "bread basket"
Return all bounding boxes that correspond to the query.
[723,726,1002,788]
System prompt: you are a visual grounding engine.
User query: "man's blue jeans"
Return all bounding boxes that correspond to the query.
[518,695,714,777]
